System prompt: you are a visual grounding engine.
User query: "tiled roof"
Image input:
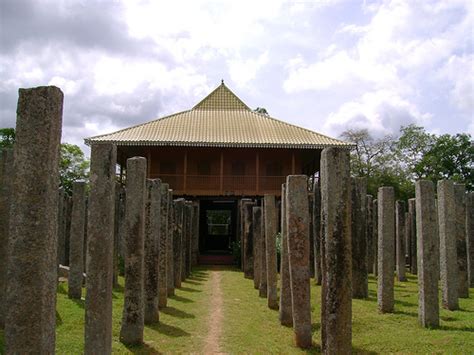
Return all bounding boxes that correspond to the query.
[85,82,353,149]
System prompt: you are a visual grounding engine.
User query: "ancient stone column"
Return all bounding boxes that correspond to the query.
[173,198,184,288]
[144,179,161,324]
[308,192,315,279]
[253,206,265,297]
[264,195,278,310]
[396,200,407,282]
[243,200,255,279]
[454,183,469,298]
[85,143,116,355]
[117,188,126,265]
[113,183,122,288]
[185,202,193,278]
[320,147,352,354]
[286,176,311,347]
[192,202,200,266]
[366,195,374,274]
[415,180,439,328]
[64,195,72,265]
[437,180,459,310]
[180,203,187,282]
[408,198,417,274]
[466,192,474,287]
[352,177,368,298]
[4,86,63,354]
[313,183,322,285]
[120,157,147,345]
[0,148,13,329]
[279,184,292,326]
[253,205,261,290]
[57,187,67,266]
[159,183,169,308]
[167,192,175,296]
[68,181,87,299]
[372,199,378,277]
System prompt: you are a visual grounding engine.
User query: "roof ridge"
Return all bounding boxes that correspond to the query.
[192,81,251,111]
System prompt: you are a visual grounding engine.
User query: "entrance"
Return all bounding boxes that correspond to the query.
[199,199,237,255]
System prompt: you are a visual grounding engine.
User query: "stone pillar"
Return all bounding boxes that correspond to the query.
[64,195,72,265]
[144,179,161,324]
[0,148,13,329]
[415,180,439,328]
[243,201,255,279]
[313,183,322,285]
[264,195,278,310]
[372,199,378,277]
[308,192,315,279]
[68,181,87,299]
[185,202,193,278]
[320,148,352,354]
[167,191,175,296]
[437,180,459,310]
[173,199,184,289]
[159,183,169,308]
[85,143,116,355]
[279,184,292,326]
[57,187,67,266]
[351,177,368,298]
[255,206,266,297]
[454,183,469,298]
[113,183,123,288]
[377,187,395,313]
[192,202,200,266]
[120,157,147,345]
[253,204,261,290]
[467,192,474,287]
[366,195,374,274]
[117,188,126,266]
[181,203,189,282]
[408,198,417,274]
[286,176,311,348]
[396,200,407,282]
[4,86,63,353]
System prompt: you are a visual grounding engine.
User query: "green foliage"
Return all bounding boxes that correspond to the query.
[0,128,15,148]
[254,107,269,115]
[60,143,90,195]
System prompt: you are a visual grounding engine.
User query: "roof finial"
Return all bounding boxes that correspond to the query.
[221,79,224,85]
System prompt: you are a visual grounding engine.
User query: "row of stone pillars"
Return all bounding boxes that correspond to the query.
[0,86,201,353]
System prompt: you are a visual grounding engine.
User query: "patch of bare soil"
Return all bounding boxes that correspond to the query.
[203,268,224,354]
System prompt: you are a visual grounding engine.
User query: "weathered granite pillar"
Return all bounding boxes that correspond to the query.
[377,187,395,313]
[192,202,200,266]
[415,180,439,328]
[113,183,122,288]
[372,199,378,277]
[264,195,278,310]
[467,192,474,287]
[366,195,374,274]
[243,201,255,279]
[255,206,266,297]
[185,202,193,278]
[352,177,368,298]
[0,148,13,329]
[286,176,311,348]
[120,157,147,345]
[396,200,407,282]
[64,195,72,265]
[159,183,169,307]
[253,204,261,290]
[117,187,126,264]
[408,198,417,274]
[180,203,187,282]
[167,192,175,296]
[320,147,352,354]
[68,181,87,299]
[437,180,459,310]
[279,184,292,326]
[57,187,67,266]
[313,182,322,285]
[308,192,315,279]
[85,143,116,355]
[454,183,469,298]
[5,86,63,354]
[144,179,161,324]
[173,198,184,288]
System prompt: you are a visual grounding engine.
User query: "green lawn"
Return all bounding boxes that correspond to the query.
[0,267,473,354]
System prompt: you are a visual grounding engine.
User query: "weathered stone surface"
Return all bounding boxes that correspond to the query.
[64,195,72,265]
[255,206,267,297]
[408,198,417,274]
[351,177,368,298]
[466,192,474,287]
[117,187,126,263]
[185,202,193,278]
[144,179,161,324]
[5,86,63,354]
[437,180,459,310]
[173,199,184,288]
[264,195,278,310]
[192,202,200,266]
[113,183,123,288]
[159,183,169,307]
[68,181,87,299]
[396,200,407,282]
[120,157,147,345]
[243,201,255,279]
[57,187,67,266]
[454,183,469,298]
[0,148,13,328]
[366,195,374,274]
[313,183,322,285]
[286,176,311,348]
[377,187,395,313]
[415,180,439,328]
[372,199,378,277]
[253,205,261,289]
[167,192,175,296]
[320,147,352,354]
[279,184,293,326]
[308,192,315,279]
[85,143,116,354]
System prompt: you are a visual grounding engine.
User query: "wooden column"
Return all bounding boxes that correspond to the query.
[256,151,260,193]
[183,150,188,193]
[220,150,224,194]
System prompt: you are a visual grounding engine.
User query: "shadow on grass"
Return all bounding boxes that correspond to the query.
[179,286,201,293]
[311,323,321,332]
[57,283,68,295]
[169,294,193,304]
[56,310,63,325]
[146,321,191,337]
[72,298,85,310]
[113,284,125,292]
[394,309,418,318]
[184,280,203,286]
[124,341,163,354]
[394,299,417,307]
[161,306,195,319]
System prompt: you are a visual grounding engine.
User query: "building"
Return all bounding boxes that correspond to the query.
[85,81,352,258]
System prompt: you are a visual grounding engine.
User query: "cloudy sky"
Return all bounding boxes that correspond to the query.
[1,0,472,156]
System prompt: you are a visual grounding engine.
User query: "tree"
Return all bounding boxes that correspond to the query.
[254,107,269,115]
[59,143,90,195]
[0,128,15,148]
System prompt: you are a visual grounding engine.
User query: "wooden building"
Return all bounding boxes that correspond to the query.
[86,82,351,257]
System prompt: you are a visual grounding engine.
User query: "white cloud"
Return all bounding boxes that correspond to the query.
[228,51,269,88]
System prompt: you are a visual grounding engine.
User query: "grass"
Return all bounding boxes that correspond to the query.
[0,268,473,353]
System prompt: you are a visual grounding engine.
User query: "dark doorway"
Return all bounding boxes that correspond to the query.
[199,199,237,255]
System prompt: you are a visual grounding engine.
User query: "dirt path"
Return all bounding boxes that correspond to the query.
[203,268,224,354]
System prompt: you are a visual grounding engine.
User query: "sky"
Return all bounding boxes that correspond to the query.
[0,0,472,156]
